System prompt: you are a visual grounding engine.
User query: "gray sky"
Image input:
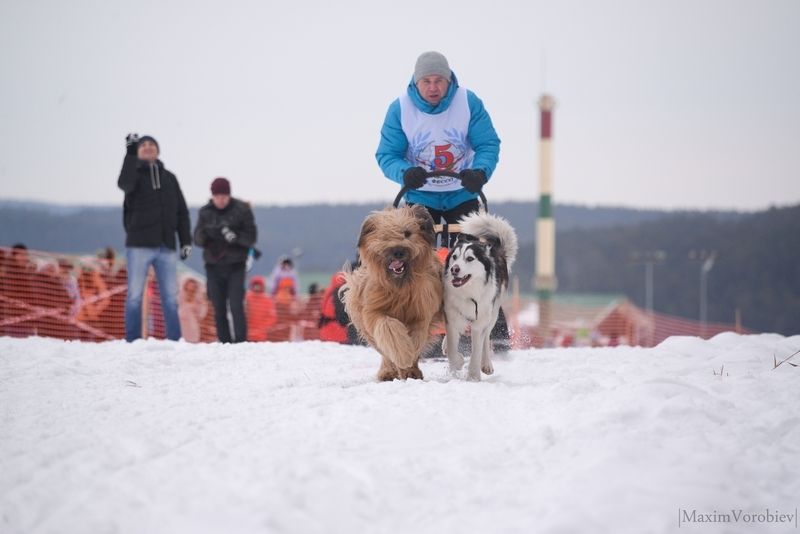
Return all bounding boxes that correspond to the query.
[1,0,798,210]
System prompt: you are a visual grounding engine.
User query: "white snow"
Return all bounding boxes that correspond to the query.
[1,334,799,534]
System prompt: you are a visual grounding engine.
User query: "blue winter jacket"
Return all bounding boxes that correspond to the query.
[375,73,501,211]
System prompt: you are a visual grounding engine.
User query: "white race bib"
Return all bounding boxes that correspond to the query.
[399,88,474,192]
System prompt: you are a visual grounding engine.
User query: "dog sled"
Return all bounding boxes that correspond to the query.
[392,169,488,253]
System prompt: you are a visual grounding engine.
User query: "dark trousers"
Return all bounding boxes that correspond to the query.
[412,198,480,248]
[206,262,247,343]
[423,198,480,224]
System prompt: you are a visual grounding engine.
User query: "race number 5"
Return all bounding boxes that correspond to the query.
[434,144,454,169]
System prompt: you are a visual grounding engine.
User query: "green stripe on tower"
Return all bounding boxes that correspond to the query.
[537,288,553,301]
[538,194,552,218]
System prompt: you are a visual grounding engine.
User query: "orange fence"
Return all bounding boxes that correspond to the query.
[0,246,125,341]
[512,297,751,349]
[1,246,749,348]
[0,246,326,343]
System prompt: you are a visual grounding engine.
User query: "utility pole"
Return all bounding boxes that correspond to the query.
[630,250,666,346]
[689,250,717,338]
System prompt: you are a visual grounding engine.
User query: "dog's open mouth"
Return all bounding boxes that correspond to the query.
[388,259,406,277]
[451,274,472,287]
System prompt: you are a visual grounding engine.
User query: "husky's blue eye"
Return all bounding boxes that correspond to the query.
[466,256,474,262]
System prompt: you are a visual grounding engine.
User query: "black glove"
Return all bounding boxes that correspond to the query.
[459,169,487,193]
[180,245,192,260]
[402,167,427,190]
[221,226,237,243]
[125,133,139,156]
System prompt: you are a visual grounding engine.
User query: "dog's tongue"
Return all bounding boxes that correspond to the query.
[389,259,404,270]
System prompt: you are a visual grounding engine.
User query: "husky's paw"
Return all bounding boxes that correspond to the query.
[448,353,465,373]
[466,370,482,382]
[481,360,494,375]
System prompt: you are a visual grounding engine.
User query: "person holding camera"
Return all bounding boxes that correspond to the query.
[193,177,258,343]
[118,133,192,342]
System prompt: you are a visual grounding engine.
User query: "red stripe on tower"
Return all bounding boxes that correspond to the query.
[540,110,552,139]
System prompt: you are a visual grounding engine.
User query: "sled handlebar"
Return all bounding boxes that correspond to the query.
[392,170,488,211]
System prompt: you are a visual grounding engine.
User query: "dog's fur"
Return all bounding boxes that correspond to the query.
[442,211,518,380]
[341,205,443,381]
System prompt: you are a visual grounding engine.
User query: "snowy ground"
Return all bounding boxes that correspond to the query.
[1,334,799,534]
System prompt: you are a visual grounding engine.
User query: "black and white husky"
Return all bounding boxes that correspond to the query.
[442,211,518,380]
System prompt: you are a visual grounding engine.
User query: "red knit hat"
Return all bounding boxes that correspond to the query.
[210,177,231,195]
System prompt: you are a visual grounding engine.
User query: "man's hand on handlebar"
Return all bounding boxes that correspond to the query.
[402,167,428,190]
[459,169,487,193]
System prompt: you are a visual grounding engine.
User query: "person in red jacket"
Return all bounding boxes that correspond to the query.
[318,272,356,344]
[245,276,276,342]
[298,283,323,340]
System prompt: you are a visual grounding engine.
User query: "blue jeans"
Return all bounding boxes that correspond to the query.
[125,246,181,342]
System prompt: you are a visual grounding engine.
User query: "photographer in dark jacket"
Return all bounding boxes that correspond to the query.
[193,177,257,343]
[118,133,191,342]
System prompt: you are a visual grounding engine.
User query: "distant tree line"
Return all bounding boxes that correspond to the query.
[3,200,797,334]
[515,205,800,335]
[0,200,686,275]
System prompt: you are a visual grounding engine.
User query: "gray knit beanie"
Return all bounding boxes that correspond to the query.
[413,51,452,83]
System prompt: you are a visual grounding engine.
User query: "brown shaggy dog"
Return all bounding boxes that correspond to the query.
[341,205,443,381]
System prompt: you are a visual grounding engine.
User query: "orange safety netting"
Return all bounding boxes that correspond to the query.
[0,246,328,344]
[1,246,750,348]
[513,298,752,349]
[0,246,126,341]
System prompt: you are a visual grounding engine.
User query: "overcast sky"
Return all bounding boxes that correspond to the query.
[1,0,798,210]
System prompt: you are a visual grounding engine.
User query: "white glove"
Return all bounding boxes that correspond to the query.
[221,226,237,243]
[125,133,140,156]
[180,245,192,260]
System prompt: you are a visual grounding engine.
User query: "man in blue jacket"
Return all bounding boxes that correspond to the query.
[376,52,510,352]
[376,51,500,223]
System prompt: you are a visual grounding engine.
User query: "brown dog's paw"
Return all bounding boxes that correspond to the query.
[377,367,399,381]
[398,366,424,380]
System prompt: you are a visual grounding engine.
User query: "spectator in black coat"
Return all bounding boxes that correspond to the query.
[117,133,192,342]
[193,177,258,343]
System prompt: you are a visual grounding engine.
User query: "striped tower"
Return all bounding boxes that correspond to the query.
[534,94,557,347]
